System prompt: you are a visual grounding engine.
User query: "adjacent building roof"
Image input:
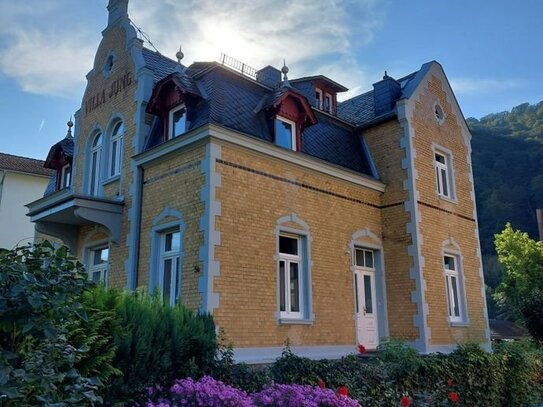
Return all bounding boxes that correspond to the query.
[489,319,530,341]
[0,153,51,177]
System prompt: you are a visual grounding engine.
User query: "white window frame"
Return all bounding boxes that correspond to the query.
[315,88,323,110]
[60,163,71,189]
[443,253,465,324]
[168,104,187,140]
[278,233,304,319]
[88,246,109,287]
[325,93,333,113]
[89,133,103,196]
[109,121,124,178]
[434,148,455,201]
[275,116,297,151]
[159,229,181,306]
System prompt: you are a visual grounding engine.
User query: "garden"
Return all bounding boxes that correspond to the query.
[0,242,542,406]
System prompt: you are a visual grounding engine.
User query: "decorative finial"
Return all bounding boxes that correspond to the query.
[281,59,289,81]
[383,70,389,79]
[176,45,184,65]
[66,117,74,138]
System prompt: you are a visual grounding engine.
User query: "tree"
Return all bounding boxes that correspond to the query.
[493,224,543,326]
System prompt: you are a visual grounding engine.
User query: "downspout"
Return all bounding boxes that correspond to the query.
[128,165,144,291]
[0,170,5,205]
[536,208,543,242]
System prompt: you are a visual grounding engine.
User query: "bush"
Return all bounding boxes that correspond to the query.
[523,294,543,344]
[0,242,106,406]
[106,290,216,404]
[252,383,361,407]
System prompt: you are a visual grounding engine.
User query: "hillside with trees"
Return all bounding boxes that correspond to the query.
[468,101,543,315]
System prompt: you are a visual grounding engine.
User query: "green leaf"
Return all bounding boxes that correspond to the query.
[22,271,36,283]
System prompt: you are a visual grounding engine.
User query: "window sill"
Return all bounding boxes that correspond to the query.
[278,318,314,325]
[103,175,121,185]
[438,194,457,204]
[449,320,470,327]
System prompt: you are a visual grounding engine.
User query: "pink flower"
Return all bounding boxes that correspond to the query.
[337,386,349,397]
[447,378,454,387]
[400,395,412,407]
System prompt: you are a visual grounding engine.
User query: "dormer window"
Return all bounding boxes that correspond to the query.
[325,93,332,113]
[60,164,71,188]
[275,116,297,151]
[315,89,323,110]
[168,105,187,140]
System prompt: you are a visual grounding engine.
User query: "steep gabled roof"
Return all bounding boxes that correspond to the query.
[0,153,51,177]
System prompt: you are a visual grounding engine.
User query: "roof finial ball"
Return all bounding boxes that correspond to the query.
[176,45,184,65]
[281,59,289,81]
[66,117,74,138]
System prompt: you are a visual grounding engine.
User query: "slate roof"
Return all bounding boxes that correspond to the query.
[142,51,426,177]
[337,91,375,126]
[142,48,181,82]
[0,153,51,177]
[45,135,74,168]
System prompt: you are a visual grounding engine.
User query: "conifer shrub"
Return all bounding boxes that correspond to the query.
[106,290,216,404]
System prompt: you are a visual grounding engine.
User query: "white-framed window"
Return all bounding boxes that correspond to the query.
[278,233,304,319]
[315,88,323,109]
[89,246,109,286]
[89,133,103,196]
[168,105,187,140]
[444,254,465,323]
[109,121,124,178]
[159,229,181,305]
[435,150,454,200]
[275,116,297,151]
[325,93,332,113]
[60,163,71,189]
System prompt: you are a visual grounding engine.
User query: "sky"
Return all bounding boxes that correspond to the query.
[0,0,542,160]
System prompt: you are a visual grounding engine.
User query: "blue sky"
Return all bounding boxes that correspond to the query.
[0,0,542,160]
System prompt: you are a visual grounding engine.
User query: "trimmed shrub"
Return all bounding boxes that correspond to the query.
[106,290,216,404]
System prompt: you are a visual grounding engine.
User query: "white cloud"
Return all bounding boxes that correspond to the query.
[0,0,385,98]
[449,77,521,95]
[129,0,383,91]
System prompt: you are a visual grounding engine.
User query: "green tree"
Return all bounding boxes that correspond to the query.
[493,224,543,325]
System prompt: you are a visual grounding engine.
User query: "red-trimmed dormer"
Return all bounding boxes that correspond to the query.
[258,85,317,152]
[290,75,348,115]
[44,120,75,191]
[146,72,202,143]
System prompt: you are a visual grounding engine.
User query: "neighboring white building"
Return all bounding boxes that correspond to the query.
[0,153,51,249]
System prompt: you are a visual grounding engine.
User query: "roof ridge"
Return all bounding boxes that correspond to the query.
[0,152,45,163]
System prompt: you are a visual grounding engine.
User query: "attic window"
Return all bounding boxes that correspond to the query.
[275,116,297,151]
[315,89,323,110]
[168,105,187,140]
[324,93,332,113]
[102,53,116,77]
[60,164,71,189]
[434,103,445,124]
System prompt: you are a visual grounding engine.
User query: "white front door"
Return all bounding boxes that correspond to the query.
[354,248,379,349]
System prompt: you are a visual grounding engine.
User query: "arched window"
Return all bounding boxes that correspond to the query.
[109,121,124,178]
[89,132,103,196]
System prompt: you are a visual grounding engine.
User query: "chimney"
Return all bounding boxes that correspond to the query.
[256,65,282,89]
[107,0,129,28]
[373,72,401,117]
[537,209,543,242]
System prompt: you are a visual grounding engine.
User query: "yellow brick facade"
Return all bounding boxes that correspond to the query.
[29,2,490,360]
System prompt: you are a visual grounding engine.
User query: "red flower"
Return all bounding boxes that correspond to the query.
[400,395,412,407]
[318,378,326,388]
[447,378,454,387]
[448,391,459,403]
[358,344,366,354]
[337,386,349,397]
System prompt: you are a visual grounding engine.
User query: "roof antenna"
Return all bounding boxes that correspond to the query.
[176,45,184,65]
[66,117,74,138]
